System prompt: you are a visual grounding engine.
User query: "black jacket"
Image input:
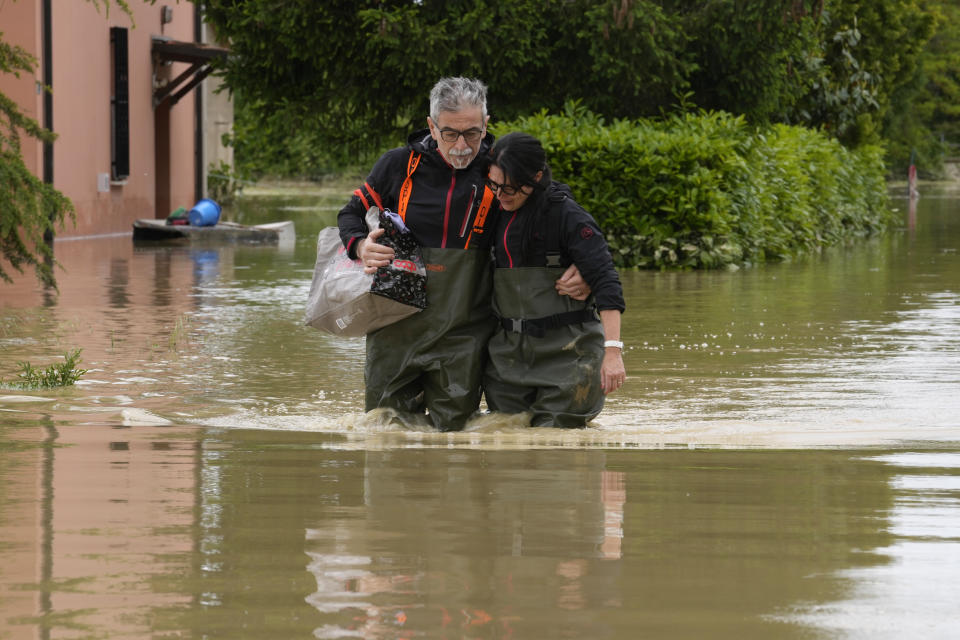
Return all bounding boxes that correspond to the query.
[493,182,625,313]
[338,129,496,256]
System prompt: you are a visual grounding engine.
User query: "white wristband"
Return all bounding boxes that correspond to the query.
[604,340,624,350]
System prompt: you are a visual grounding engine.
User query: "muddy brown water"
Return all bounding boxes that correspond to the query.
[1,188,959,638]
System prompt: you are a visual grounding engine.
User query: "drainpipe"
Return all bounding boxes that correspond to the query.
[42,0,54,249]
[40,2,56,621]
[194,2,203,203]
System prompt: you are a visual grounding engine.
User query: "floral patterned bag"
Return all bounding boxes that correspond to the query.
[370,209,427,310]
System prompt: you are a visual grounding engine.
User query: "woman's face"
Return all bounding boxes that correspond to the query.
[487,164,536,212]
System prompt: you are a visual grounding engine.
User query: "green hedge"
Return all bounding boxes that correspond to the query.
[491,104,894,269]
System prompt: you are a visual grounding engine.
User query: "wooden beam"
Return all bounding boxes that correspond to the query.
[152,37,229,64]
[151,37,229,108]
[154,62,203,107]
[169,66,215,106]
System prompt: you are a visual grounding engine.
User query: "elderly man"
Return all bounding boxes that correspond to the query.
[338,77,586,430]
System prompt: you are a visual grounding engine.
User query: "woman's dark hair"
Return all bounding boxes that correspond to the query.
[489,132,550,191]
[488,132,553,260]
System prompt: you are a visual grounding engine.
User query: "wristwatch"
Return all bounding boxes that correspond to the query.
[603,340,624,350]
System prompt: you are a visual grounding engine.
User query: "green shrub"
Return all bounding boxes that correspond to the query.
[492,103,894,269]
[3,349,87,389]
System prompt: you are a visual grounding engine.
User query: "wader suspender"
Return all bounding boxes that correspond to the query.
[545,198,564,268]
[498,193,598,337]
[355,150,423,219]
[464,187,495,250]
[356,184,383,211]
[397,150,422,222]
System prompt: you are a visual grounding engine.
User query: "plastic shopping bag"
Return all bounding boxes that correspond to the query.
[304,207,424,337]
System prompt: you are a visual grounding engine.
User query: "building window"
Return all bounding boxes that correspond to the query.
[110,26,129,181]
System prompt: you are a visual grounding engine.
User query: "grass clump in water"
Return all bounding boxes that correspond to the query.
[3,349,88,389]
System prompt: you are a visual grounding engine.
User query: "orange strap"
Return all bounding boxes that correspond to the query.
[464,186,495,250]
[397,150,421,222]
[362,182,384,212]
[353,188,369,210]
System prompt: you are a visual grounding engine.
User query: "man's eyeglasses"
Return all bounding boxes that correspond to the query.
[437,127,484,145]
[485,178,522,196]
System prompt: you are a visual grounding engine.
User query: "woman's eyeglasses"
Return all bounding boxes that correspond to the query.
[485,178,522,196]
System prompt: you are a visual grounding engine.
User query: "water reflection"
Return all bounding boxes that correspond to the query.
[302,450,629,638]
[4,424,960,638]
[776,453,960,638]
[0,421,196,639]
[151,250,173,308]
[107,257,130,308]
[908,191,918,232]
[191,249,221,286]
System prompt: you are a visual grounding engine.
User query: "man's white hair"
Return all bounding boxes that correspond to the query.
[429,77,488,121]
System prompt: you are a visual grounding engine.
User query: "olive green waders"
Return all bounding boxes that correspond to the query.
[365,247,494,431]
[484,267,605,428]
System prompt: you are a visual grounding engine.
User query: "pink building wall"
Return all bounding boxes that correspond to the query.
[0,0,200,237]
[0,0,43,178]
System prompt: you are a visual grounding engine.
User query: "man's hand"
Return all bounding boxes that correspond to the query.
[358,228,395,274]
[555,264,591,301]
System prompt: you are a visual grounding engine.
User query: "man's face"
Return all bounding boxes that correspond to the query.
[427,106,488,170]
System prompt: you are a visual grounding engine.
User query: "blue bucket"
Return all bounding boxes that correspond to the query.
[188,198,221,227]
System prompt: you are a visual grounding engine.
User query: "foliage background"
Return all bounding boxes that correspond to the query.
[2,0,958,286]
[203,0,950,179]
[492,104,892,269]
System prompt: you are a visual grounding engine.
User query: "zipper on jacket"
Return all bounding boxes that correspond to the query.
[502,211,518,268]
[441,170,456,248]
[459,184,477,238]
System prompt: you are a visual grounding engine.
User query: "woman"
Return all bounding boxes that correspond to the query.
[483,132,626,427]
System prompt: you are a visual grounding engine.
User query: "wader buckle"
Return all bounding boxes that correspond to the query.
[501,316,546,338]
[499,308,599,339]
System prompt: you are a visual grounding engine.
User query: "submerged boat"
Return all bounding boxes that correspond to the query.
[132,219,295,246]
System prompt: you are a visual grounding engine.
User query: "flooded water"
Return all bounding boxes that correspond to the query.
[1,185,959,638]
